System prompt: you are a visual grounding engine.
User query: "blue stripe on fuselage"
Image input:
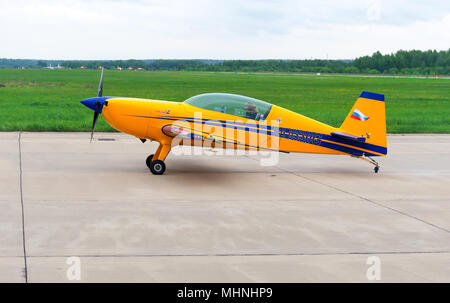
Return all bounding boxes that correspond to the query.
[129,115,385,156]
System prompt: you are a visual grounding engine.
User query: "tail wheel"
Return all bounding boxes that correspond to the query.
[150,160,166,175]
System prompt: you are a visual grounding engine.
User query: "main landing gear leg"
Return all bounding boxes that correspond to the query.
[146,144,171,175]
[353,155,380,173]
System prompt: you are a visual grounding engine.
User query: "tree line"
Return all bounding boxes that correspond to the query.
[1,49,449,75]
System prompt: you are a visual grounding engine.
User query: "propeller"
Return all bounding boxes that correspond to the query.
[97,67,104,98]
[90,112,100,142]
[88,68,104,142]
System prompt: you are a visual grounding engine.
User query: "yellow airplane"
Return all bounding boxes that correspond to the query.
[81,69,387,175]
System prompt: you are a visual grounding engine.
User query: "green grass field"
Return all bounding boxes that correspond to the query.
[0,69,449,132]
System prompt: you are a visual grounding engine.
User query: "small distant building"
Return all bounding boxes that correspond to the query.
[117,67,123,70]
[45,64,64,70]
[80,66,85,70]
[137,67,143,71]
[128,67,133,70]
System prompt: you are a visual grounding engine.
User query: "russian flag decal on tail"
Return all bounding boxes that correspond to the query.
[351,109,369,121]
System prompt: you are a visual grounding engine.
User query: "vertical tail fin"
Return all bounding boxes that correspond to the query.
[339,91,387,155]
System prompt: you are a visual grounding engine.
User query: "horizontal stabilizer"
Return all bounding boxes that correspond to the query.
[331,131,366,143]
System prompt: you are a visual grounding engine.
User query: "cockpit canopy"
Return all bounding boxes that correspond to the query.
[184,93,272,121]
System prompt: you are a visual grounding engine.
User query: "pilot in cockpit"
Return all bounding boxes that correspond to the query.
[245,101,260,120]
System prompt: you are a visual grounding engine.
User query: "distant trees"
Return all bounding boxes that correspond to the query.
[0,59,44,68]
[1,49,449,75]
[37,60,47,68]
[62,60,146,70]
[353,49,450,75]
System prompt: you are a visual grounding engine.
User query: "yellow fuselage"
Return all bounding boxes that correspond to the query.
[101,97,385,157]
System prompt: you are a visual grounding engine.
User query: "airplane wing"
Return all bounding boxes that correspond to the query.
[162,124,206,141]
[161,123,278,151]
[162,123,240,145]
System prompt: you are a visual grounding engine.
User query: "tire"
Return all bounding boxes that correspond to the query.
[150,160,166,175]
[146,154,154,169]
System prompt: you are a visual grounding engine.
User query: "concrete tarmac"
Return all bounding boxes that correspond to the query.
[0,132,449,282]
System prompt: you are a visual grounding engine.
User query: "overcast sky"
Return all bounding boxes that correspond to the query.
[0,0,449,60]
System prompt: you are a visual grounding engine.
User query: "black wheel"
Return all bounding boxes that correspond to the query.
[146,154,154,169]
[374,166,379,173]
[150,160,166,175]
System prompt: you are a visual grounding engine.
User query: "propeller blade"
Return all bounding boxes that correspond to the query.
[97,68,104,97]
[90,112,99,142]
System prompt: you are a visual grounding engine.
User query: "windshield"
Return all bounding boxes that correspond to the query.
[184,93,272,121]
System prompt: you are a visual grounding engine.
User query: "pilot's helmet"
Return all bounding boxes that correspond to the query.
[245,102,257,112]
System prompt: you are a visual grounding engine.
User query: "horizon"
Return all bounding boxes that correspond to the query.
[2,58,355,61]
[2,49,448,62]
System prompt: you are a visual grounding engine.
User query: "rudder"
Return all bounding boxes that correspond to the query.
[338,91,387,155]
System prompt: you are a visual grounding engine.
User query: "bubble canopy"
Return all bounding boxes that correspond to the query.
[184,93,273,121]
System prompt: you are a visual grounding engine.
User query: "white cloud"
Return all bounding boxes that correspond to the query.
[0,0,448,59]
